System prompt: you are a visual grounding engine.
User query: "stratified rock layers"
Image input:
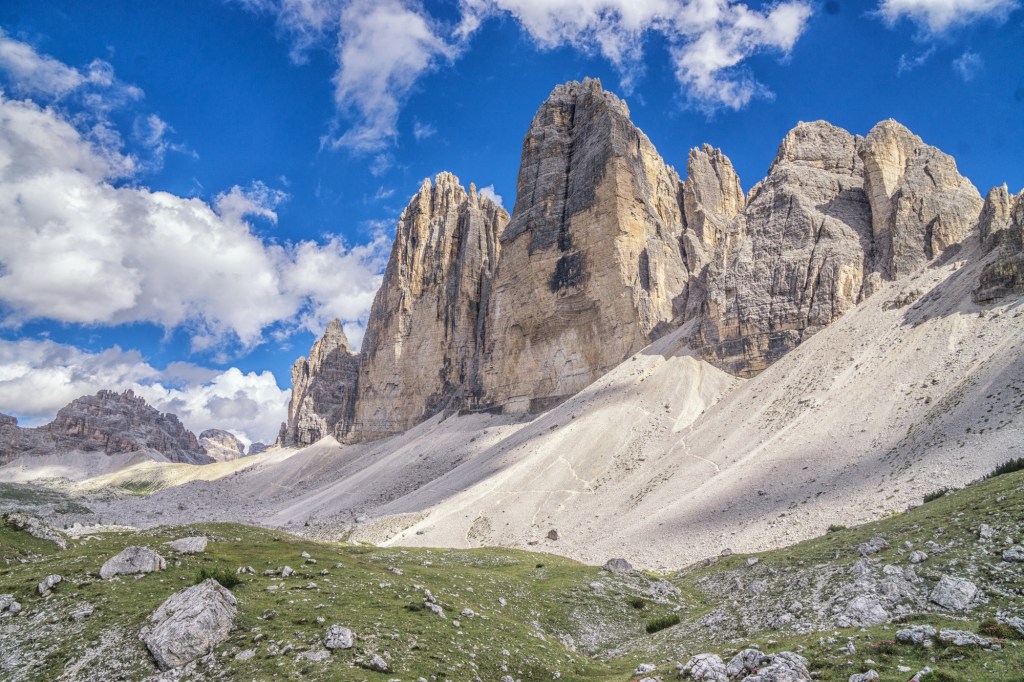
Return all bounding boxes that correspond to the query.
[482,79,689,411]
[354,174,507,437]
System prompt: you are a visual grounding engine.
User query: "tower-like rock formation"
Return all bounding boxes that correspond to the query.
[278,319,359,447]
[858,119,983,278]
[481,78,690,411]
[693,121,873,376]
[975,191,1024,303]
[351,173,508,439]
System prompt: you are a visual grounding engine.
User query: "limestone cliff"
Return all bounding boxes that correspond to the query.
[975,191,1024,303]
[199,429,246,462]
[481,78,690,411]
[693,121,874,376]
[282,81,996,443]
[278,319,359,447]
[352,173,507,438]
[0,390,210,465]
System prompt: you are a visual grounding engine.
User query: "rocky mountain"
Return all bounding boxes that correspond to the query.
[0,390,210,466]
[277,319,360,447]
[280,78,1004,446]
[198,430,245,462]
[354,173,508,438]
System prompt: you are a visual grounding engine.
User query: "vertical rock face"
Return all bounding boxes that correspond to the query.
[352,173,507,439]
[858,120,982,278]
[0,390,210,465]
[978,184,1014,247]
[694,121,873,376]
[975,192,1024,303]
[482,78,690,411]
[279,319,360,447]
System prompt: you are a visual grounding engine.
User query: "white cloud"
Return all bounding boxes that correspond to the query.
[0,28,85,97]
[952,50,983,80]
[897,46,936,73]
[328,0,457,152]
[0,338,287,444]
[412,120,437,140]
[242,0,814,150]
[0,93,389,351]
[876,0,1019,33]
[478,184,503,208]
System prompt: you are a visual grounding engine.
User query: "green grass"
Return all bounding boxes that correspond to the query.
[1,468,1023,681]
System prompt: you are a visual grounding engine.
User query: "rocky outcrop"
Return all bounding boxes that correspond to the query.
[693,121,873,376]
[859,120,982,278]
[284,81,997,441]
[352,173,507,437]
[975,192,1024,303]
[100,546,166,579]
[0,390,209,466]
[142,579,237,670]
[482,78,690,411]
[278,319,360,447]
[198,429,245,462]
[247,441,268,456]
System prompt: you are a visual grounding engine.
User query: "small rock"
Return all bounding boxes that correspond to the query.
[282,566,294,577]
[909,550,928,564]
[37,574,62,596]
[297,649,330,662]
[360,654,389,672]
[848,671,879,682]
[70,603,94,620]
[547,529,559,540]
[324,624,354,649]
[235,649,255,661]
[929,575,978,611]
[301,551,311,558]
[589,582,604,592]
[166,537,207,554]
[746,557,759,566]
[602,558,633,574]
[858,536,889,556]
[938,629,992,647]
[978,524,993,540]
[100,546,166,579]
[771,612,794,629]
[896,624,936,646]
[0,594,23,616]
[1002,545,1024,562]
[635,663,656,674]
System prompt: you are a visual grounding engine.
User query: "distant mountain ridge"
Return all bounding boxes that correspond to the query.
[0,389,211,466]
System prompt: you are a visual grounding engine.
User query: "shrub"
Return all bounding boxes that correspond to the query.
[979,617,1019,639]
[827,524,847,533]
[405,602,424,612]
[195,567,241,589]
[987,457,1024,479]
[645,614,680,634]
[923,488,951,503]
[871,639,898,655]
[627,596,646,609]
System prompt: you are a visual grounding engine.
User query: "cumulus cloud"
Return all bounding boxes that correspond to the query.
[0,28,88,97]
[0,338,287,444]
[478,184,503,208]
[876,0,1019,33]
[0,93,389,350]
[243,0,814,150]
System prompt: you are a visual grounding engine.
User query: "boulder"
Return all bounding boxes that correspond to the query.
[100,546,166,579]
[840,595,889,626]
[929,576,978,611]
[938,629,992,647]
[857,536,889,556]
[324,624,354,649]
[360,654,389,672]
[681,653,728,681]
[166,537,207,554]
[0,594,22,616]
[908,550,928,564]
[896,624,936,646]
[848,672,879,682]
[602,558,633,574]
[1002,545,1024,562]
[37,574,62,596]
[141,579,237,671]
[726,649,768,677]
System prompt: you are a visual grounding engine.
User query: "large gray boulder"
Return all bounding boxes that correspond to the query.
[839,595,889,626]
[324,624,354,649]
[100,546,166,579]
[929,575,978,611]
[37,574,62,596]
[0,594,22,616]
[141,579,237,670]
[681,653,728,681]
[602,558,634,574]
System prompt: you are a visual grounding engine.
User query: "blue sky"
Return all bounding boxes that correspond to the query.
[0,0,1021,444]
